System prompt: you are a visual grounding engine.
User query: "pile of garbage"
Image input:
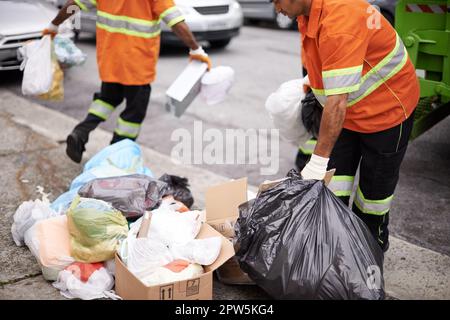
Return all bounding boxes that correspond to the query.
[10,139,223,300]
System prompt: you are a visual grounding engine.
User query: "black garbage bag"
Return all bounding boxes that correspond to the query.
[235,170,385,300]
[158,174,194,208]
[78,174,168,219]
[301,91,322,138]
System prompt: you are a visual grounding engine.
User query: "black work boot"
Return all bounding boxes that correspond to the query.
[66,129,89,163]
[66,114,103,163]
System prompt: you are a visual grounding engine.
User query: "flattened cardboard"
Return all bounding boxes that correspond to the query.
[206,177,248,221]
[115,223,234,300]
[205,178,255,286]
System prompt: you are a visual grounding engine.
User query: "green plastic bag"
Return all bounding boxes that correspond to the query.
[67,196,128,263]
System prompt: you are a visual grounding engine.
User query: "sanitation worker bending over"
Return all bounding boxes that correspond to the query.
[44,0,212,163]
[272,0,420,252]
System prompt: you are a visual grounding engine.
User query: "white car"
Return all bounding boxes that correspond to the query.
[0,0,73,71]
[161,0,244,48]
[69,0,244,49]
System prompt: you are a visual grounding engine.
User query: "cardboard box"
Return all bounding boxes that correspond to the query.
[115,223,234,300]
[205,178,255,285]
[166,61,208,117]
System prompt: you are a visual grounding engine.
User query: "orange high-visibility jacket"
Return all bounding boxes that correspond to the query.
[298,0,420,133]
[75,0,184,85]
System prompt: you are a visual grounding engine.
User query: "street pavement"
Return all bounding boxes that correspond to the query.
[0,26,449,300]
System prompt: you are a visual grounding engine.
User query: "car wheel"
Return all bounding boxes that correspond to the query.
[209,38,232,49]
[275,12,294,29]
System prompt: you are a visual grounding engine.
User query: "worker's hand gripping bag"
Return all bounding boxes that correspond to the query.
[235,170,385,300]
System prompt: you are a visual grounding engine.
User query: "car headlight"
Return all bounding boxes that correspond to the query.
[231,1,242,10]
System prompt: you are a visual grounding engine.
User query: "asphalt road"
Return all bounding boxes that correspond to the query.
[1,25,449,256]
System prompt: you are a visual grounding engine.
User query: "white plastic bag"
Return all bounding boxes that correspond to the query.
[148,209,203,246]
[265,79,310,145]
[126,236,174,280]
[19,35,53,96]
[25,215,75,281]
[140,263,204,287]
[170,237,222,265]
[53,267,118,300]
[200,66,235,105]
[11,198,59,246]
[54,35,87,67]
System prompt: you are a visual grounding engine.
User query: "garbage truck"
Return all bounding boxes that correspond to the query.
[395,0,450,139]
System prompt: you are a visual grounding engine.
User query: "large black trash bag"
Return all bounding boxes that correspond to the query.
[78,174,168,219]
[235,170,385,300]
[158,174,194,208]
[301,91,323,138]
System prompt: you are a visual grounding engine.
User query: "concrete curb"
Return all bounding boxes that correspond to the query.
[1,89,449,300]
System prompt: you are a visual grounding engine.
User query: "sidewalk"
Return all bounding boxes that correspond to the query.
[1,89,449,300]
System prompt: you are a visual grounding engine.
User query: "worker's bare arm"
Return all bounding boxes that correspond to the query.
[314,94,348,158]
[170,21,200,51]
[52,0,79,26]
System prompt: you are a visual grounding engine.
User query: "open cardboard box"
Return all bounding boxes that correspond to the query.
[206,178,255,285]
[115,223,234,300]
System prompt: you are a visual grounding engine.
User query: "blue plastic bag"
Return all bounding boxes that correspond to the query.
[51,140,153,213]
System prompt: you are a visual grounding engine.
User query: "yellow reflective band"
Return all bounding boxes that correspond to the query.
[328,175,354,197]
[74,0,87,11]
[88,109,107,120]
[97,10,159,27]
[362,35,401,84]
[159,7,179,21]
[167,16,185,27]
[324,83,362,96]
[96,22,161,39]
[354,186,394,216]
[118,118,141,129]
[347,47,408,107]
[322,65,363,78]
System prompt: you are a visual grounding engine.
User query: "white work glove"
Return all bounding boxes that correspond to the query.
[301,154,329,180]
[189,46,212,71]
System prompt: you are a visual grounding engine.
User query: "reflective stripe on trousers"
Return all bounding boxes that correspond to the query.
[114,117,141,139]
[354,185,393,216]
[328,175,354,197]
[88,99,114,120]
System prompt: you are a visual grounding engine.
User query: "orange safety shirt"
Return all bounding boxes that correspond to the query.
[298,0,420,133]
[74,0,185,85]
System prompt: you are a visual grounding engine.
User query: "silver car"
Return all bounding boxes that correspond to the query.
[0,0,73,71]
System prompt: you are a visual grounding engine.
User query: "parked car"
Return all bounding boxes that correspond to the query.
[66,0,244,49]
[238,0,397,30]
[238,0,295,29]
[0,0,73,71]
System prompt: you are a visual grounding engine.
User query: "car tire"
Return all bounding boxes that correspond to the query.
[209,38,232,49]
[275,12,294,29]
